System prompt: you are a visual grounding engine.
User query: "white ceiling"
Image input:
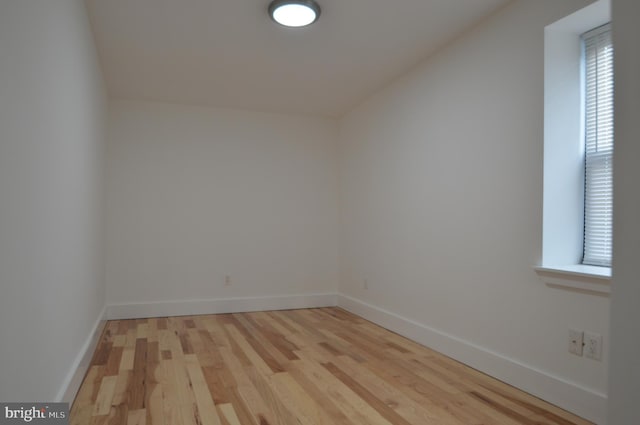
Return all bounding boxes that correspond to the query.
[85,0,510,117]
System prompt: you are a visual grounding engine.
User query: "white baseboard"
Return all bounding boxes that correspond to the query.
[106,293,338,320]
[336,294,607,425]
[56,305,107,404]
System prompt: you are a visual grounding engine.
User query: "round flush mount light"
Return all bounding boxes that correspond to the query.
[268,0,321,28]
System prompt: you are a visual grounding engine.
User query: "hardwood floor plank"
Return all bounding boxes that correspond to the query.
[322,362,415,425]
[200,367,227,405]
[125,329,138,349]
[217,404,241,425]
[70,366,104,425]
[264,311,299,335]
[92,342,114,366]
[178,404,200,425]
[120,348,135,372]
[129,338,147,410]
[157,318,168,330]
[93,375,118,416]
[127,409,146,425]
[145,344,164,425]
[223,324,277,376]
[116,321,130,335]
[268,371,336,425]
[244,313,300,361]
[137,324,149,340]
[195,330,221,368]
[292,350,393,425]
[113,334,127,348]
[330,353,463,425]
[286,360,356,424]
[365,356,494,424]
[184,354,222,425]
[225,388,260,425]
[112,369,132,406]
[159,359,184,425]
[105,347,124,376]
[243,365,300,425]
[70,308,593,425]
[228,315,286,373]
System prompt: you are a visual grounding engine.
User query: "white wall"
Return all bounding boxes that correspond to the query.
[0,0,107,401]
[608,0,640,423]
[106,101,339,312]
[338,0,608,422]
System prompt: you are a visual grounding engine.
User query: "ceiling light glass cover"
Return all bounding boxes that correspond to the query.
[269,0,321,28]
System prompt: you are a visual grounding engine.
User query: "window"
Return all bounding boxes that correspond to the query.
[582,24,613,267]
[537,0,612,293]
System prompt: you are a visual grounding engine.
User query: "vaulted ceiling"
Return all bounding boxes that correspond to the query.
[85,0,511,117]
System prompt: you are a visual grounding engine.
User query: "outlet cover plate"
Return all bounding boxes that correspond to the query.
[584,332,603,361]
[569,329,584,356]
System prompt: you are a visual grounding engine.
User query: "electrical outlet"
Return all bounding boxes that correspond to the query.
[568,329,584,356]
[584,332,603,361]
[224,275,232,286]
[362,278,368,290]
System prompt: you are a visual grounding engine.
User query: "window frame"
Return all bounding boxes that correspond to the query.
[536,0,612,295]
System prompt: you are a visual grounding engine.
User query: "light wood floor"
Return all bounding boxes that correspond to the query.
[70,308,592,425]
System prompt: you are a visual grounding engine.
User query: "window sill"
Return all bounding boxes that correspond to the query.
[534,265,611,295]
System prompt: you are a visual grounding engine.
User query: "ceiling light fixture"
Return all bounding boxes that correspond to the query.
[268,0,321,28]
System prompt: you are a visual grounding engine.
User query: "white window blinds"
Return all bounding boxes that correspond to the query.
[582,24,614,267]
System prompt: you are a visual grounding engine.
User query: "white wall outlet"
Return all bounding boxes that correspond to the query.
[584,332,603,361]
[568,329,584,356]
[224,275,231,286]
[362,278,368,290]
